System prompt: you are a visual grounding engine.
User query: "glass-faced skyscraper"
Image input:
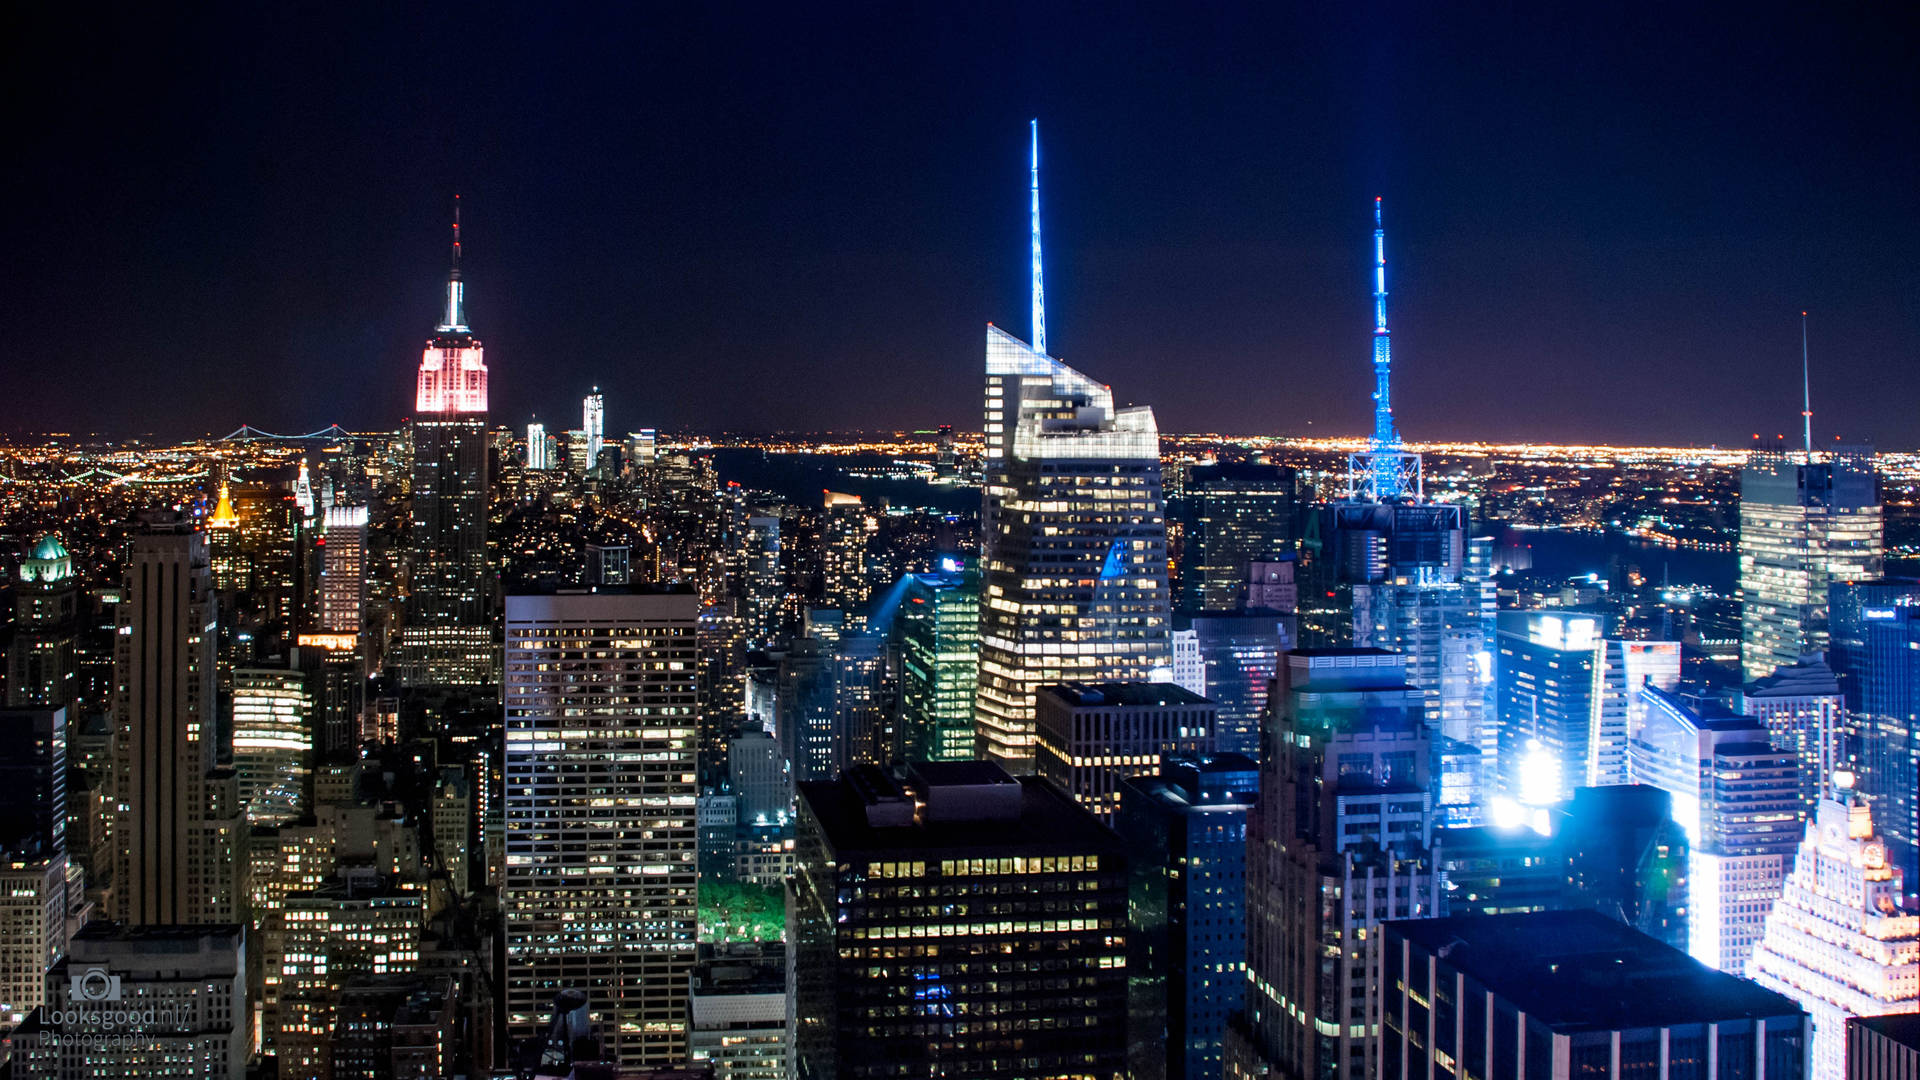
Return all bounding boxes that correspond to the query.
[974,326,1171,771]
[895,561,979,762]
[1739,447,1881,681]
[973,128,1169,770]
[401,202,494,689]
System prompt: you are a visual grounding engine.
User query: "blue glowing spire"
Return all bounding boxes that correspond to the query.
[1030,119,1046,356]
[1801,311,1812,460]
[1371,196,1398,452]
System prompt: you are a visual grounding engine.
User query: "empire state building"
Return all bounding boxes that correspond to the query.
[399,199,495,688]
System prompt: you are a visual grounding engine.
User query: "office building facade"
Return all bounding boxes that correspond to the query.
[8,535,80,711]
[1173,462,1295,615]
[1034,681,1215,820]
[791,761,1128,1079]
[502,588,699,1066]
[896,563,980,763]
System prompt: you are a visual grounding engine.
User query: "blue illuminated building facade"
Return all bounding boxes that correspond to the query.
[1115,754,1257,1080]
[1829,583,1920,903]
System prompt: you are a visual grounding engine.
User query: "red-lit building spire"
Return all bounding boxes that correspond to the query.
[417,195,487,413]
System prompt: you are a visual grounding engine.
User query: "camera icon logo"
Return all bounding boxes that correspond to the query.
[70,967,121,1002]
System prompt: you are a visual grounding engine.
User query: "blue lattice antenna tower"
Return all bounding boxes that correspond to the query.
[1349,196,1420,501]
[1030,118,1046,356]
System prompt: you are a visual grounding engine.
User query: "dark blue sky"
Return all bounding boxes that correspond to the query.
[4,3,1915,445]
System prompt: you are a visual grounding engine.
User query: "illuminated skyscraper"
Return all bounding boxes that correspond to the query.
[110,517,244,925]
[1172,461,1295,615]
[1828,594,1920,903]
[1739,448,1882,681]
[1232,649,1440,1080]
[1739,656,1846,816]
[525,420,553,470]
[7,535,79,711]
[231,666,313,826]
[895,562,980,763]
[1748,777,1919,1080]
[821,491,870,620]
[582,387,604,471]
[400,199,494,689]
[741,515,783,649]
[1629,686,1801,974]
[1298,200,1488,768]
[318,505,368,636]
[975,125,1170,771]
[502,588,698,1066]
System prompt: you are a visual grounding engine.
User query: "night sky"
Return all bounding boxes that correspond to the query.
[4,4,1916,445]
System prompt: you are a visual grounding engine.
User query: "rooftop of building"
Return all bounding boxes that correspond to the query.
[1852,1014,1920,1047]
[1388,911,1806,1029]
[1037,681,1211,708]
[798,765,1125,858]
[1743,656,1841,698]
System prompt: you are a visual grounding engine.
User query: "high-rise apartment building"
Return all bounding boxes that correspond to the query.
[895,562,979,763]
[1173,462,1295,615]
[267,884,424,1079]
[1116,754,1258,1080]
[1739,448,1882,681]
[1749,780,1920,1080]
[8,535,79,711]
[1382,911,1810,1080]
[741,516,783,649]
[790,761,1129,1079]
[502,588,699,1066]
[1233,649,1440,1080]
[975,322,1171,770]
[0,706,74,1032]
[110,520,244,925]
[1630,687,1801,974]
[400,203,493,689]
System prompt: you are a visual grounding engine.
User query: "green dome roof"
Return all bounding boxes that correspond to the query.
[30,535,69,561]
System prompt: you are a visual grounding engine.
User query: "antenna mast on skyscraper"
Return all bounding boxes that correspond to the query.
[1801,311,1812,461]
[440,194,467,333]
[1348,196,1420,502]
[1030,119,1046,356]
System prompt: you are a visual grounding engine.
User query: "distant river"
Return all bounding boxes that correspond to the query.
[1497,526,1736,593]
[708,449,979,515]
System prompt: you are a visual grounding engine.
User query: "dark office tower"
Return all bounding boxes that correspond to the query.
[110,518,243,925]
[1174,462,1296,615]
[790,761,1129,1080]
[1116,754,1257,1080]
[1559,785,1691,952]
[7,535,79,711]
[1035,681,1215,820]
[1739,447,1881,682]
[976,124,1170,773]
[1232,649,1440,1080]
[1849,1017,1920,1080]
[1380,912,1811,1080]
[1830,598,1920,902]
[1183,610,1293,758]
[400,202,493,690]
[585,542,631,586]
[0,707,66,860]
[502,588,699,1067]
[776,637,838,782]
[896,562,980,763]
[1436,823,1562,918]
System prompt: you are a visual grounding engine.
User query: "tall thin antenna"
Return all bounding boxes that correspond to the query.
[1801,310,1812,460]
[440,194,467,332]
[1030,119,1046,356]
[1372,197,1400,450]
[451,194,462,279]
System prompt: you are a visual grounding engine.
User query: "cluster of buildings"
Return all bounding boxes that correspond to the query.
[2,123,1920,1080]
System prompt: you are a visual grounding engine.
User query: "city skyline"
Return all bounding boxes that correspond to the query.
[4,5,1915,445]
